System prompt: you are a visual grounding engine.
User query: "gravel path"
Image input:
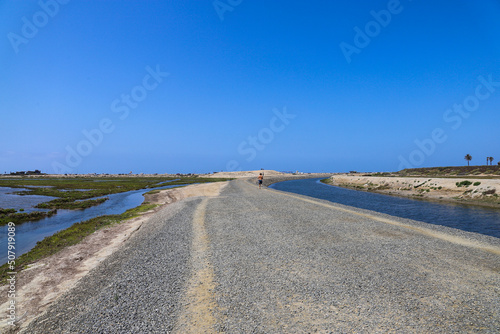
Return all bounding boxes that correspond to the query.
[21,198,199,333]
[23,179,500,333]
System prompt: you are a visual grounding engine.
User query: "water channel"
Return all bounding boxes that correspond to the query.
[0,184,181,264]
[270,178,500,239]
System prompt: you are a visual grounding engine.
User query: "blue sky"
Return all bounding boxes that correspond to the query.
[1,0,499,174]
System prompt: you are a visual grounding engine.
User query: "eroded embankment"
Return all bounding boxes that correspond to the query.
[327,175,500,209]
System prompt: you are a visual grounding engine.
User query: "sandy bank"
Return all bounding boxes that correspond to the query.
[0,182,228,332]
[328,175,500,209]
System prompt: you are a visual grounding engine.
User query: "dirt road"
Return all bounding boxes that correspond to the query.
[22,179,500,333]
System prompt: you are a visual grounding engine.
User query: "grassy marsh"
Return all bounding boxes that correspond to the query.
[0,209,58,226]
[0,176,231,283]
[0,202,158,283]
[0,176,229,224]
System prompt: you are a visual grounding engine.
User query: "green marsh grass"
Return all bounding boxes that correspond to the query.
[0,176,231,283]
[0,203,158,283]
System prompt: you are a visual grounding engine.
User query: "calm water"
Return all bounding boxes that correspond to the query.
[0,184,180,264]
[0,187,56,213]
[270,178,500,238]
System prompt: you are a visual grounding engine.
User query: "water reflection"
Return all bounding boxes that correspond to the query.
[0,187,56,213]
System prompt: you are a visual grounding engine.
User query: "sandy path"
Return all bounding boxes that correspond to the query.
[0,182,228,332]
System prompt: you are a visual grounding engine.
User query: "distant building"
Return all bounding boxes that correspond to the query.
[10,170,43,175]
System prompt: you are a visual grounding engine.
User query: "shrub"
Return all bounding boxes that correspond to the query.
[0,208,16,215]
[456,180,472,187]
[483,189,496,195]
[473,182,481,186]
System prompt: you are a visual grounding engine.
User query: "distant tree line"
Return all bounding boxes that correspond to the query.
[463,154,499,166]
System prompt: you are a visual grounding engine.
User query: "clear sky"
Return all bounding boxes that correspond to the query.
[1,0,499,174]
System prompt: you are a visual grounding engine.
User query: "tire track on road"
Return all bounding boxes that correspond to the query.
[174,198,220,333]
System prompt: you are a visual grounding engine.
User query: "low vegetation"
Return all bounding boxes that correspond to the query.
[0,209,57,226]
[35,197,108,210]
[0,176,230,225]
[0,176,229,196]
[456,180,473,187]
[483,189,496,195]
[396,165,500,177]
[356,166,499,178]
[0,176,232,283]
[0,202,158,283]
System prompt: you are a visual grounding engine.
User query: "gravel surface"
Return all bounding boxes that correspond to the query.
[21,198,200,334]
[23,178,500,333]
[206,179,500,332]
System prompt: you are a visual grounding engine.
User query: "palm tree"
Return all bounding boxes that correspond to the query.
[489,157,494,165]
[465,154,472,166]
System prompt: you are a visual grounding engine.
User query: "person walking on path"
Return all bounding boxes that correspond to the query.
[257,173,264,189]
